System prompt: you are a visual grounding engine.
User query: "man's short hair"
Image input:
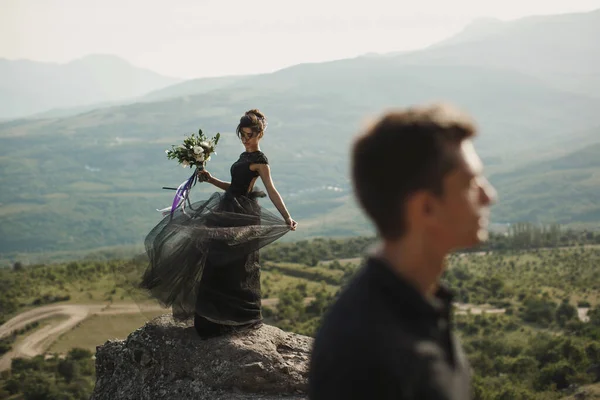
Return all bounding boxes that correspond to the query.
[351,103,477,239]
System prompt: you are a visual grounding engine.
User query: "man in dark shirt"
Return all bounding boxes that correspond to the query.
[308,103,497,399]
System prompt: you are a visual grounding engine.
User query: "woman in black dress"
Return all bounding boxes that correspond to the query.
[141,109,297,338]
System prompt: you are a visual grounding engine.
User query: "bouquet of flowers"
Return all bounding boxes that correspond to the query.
[158,129,221,217]
[165,129,220,170]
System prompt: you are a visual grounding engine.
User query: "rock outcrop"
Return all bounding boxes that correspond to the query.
[90,315,313,399]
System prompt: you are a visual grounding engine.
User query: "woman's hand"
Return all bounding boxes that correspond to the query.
[286,217,298,231]
[197,169,212,183]
[199,170,230,191]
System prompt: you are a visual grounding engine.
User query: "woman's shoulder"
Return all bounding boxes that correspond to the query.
[250,151,269,165]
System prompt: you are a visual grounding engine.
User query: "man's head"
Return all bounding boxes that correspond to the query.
[351,103,497,252]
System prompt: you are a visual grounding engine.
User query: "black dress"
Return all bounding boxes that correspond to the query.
[140,151,290,336]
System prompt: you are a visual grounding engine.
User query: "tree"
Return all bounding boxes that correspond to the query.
[328,260,342,270]
[57,359,79,383]
[276,288,305,321]
[589,306,600,326]
[522,297,556,326]
[585,342,600,364]
[306,284,333,316]
[21,372,61,400]
[556,300,577,327]
[509,356,538,377]
[536,361,576,390]
[67,348,92,361]
[484,275,505,298]
[494,385,535,400]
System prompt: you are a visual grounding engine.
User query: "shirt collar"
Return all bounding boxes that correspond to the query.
[366,255,454,319]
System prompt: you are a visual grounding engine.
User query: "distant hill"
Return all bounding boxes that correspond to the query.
[21,100,130,120]
[137,8,600,103]
[429,17,506,48]
[490,141,600,224]
[0,54,180,119]
[393,8,600,97]
[1,61,598,254]
[13,75,250,121]
[141,74,251,102]
[303,139,600,235]
[1,10,599,255]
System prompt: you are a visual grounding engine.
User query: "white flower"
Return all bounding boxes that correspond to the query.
[193,146,204,155]
[165,149,169,154]
[199,141,209,148]
[195,154,205,162]
[182,160,190,168]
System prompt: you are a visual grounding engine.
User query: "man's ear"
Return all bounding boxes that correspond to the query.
[406,191,439,228]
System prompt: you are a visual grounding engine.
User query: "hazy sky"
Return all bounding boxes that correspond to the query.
[2,0,600,79]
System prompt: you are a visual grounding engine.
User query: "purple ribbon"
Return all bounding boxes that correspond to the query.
[169,171,197,216]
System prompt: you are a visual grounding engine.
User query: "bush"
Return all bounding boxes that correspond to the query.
[521,297,556,326]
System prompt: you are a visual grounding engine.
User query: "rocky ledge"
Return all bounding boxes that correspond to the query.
[90,315,313,399]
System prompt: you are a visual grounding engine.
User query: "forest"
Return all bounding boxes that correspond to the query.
[1,225,599,399]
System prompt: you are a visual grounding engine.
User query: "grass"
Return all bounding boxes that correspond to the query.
[36,264,338,306]
[572,292,600,306]
[261,269,337,298]
[0,243,144,268]
[48,311,165,354]
[0,274,144,324]
[263,262,345,288]
[450,246,600,307]
[319,257,363,266]
[16,276,136,307]
[44,270,330,355]
[561,383,600,399]
[7,315,69,346]
[4,244,599,363]
[2,260,339,357]
[44,267,335,355]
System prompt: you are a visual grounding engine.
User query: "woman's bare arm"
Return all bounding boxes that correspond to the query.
[208,177,230,191]
[198,170,230,191]
[255,164,297,230]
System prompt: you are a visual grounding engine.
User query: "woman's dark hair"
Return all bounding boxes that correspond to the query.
[236,109,267,139]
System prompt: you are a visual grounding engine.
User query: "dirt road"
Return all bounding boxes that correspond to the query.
[0,297,310,371]
[454,303,590,322]
[0,303,166,371]
[1,298,589,371]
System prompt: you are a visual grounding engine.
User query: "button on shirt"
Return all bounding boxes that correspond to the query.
[308,256,472,399]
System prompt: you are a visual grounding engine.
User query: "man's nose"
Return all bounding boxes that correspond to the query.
[480,178,497,206]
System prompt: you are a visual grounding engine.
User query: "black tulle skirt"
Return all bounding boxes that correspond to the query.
[139,189,291,323]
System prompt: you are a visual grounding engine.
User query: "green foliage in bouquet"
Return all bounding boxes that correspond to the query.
[165,129,221,169]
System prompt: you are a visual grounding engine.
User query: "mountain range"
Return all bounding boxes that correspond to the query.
[1,9,599,257]
[0,54,180,120]
[403,9,600,97]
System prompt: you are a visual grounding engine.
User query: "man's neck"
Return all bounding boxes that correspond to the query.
[379,235,447,297]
